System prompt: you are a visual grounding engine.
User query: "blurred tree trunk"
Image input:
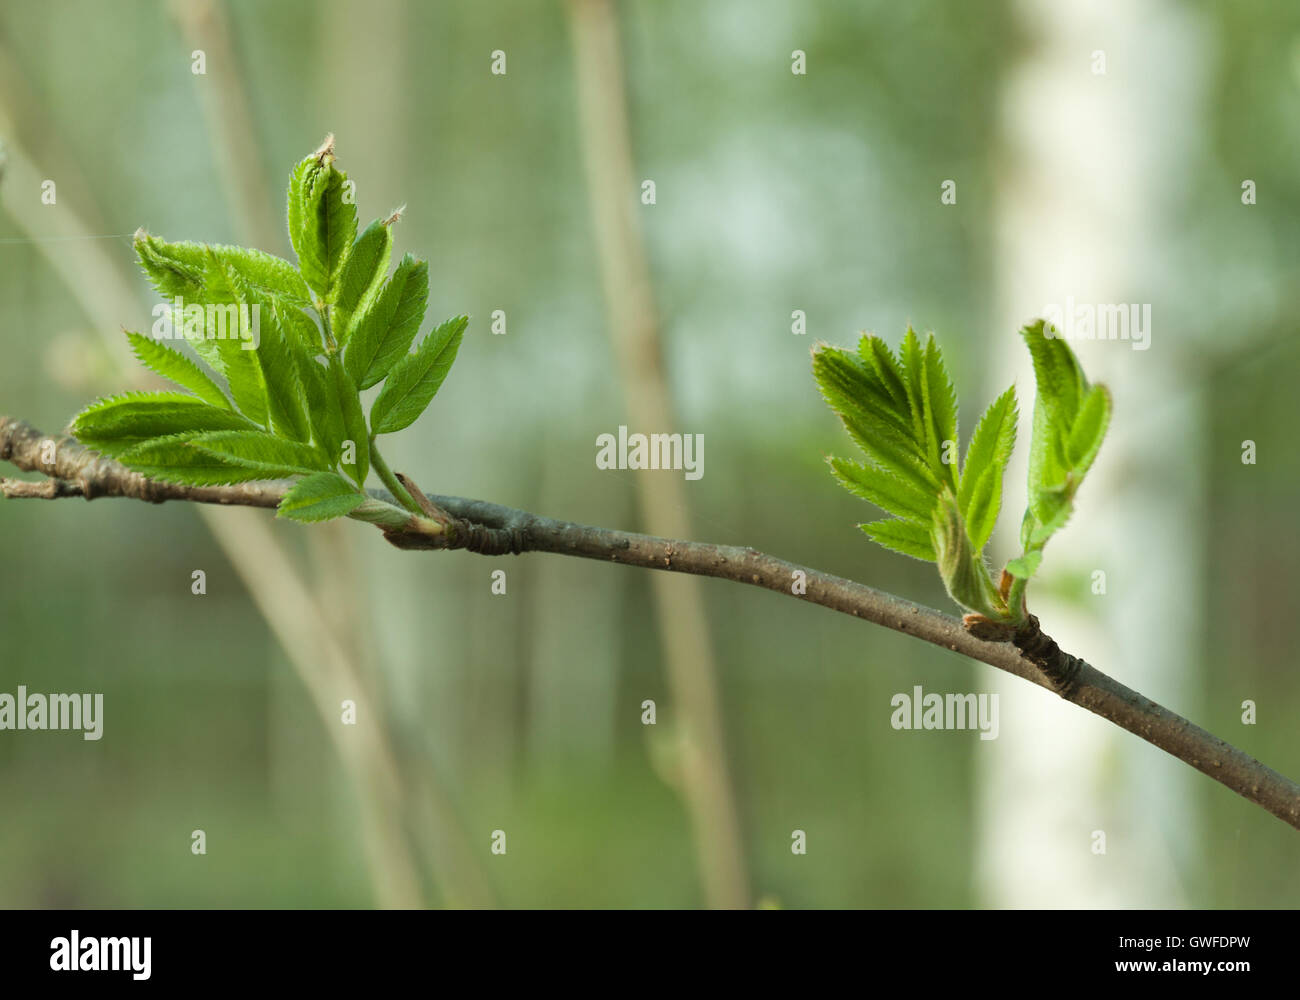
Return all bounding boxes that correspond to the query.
[982,0,1203,905]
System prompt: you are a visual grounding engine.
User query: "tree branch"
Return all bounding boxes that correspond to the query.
[5,414,1298,832]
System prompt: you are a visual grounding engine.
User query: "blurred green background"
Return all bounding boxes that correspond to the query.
[1,0,1297,908]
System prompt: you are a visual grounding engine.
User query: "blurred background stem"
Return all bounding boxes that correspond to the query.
[566,0,750,909]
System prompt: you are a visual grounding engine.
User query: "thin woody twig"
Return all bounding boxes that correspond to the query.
[4,413,1299,833]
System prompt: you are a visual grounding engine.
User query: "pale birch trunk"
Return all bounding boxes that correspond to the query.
[980,0,1204,906]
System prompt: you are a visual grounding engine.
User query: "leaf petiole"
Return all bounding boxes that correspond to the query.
[320,305,339,354]
[369,438,423,515]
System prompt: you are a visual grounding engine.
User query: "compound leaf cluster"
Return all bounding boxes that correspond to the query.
[815,321,1108,624]
[70,135,467,524]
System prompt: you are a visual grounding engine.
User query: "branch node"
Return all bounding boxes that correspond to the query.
[1012,615,1083,697]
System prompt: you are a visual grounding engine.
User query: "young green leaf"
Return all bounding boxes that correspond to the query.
[329,355,370,487]
[961,464,1002,553]
[334,217,395,346]
[289,137,357,303]
[958,386,1017,508]
[1019,319,1110,540]
[253,300,312,443]
[71,392,256,458]
[213,270,310,442]
[829,456,934,526]
[208,244,312,307]
[1025,395,1068,522]
[299,354,345,465]
[1002,319,1113,619]
[1022,318,1086,431]
[857,335,908,407]
[277,471,367,523]
[279,304,323,353]
[812,344,938,496]
[134,230,207,301]
[116,433,275,486]
[1065,383,1112,474]
[187,430,330,477]
[202,250,269,427]
[287,138,332,286]
[920,335,958,488]
[1022,498,1073,549]
[369,315,468,435]
[157,299,226,380]
[860,519,936,562]
[345,253,429,390]
[125,331,230,410]
[957,385,1017,549]
[1004,551,1043,580]
[134,231,311,308]
[932,494,1002,616]
[897,328,928,449]
[814,344,917,439]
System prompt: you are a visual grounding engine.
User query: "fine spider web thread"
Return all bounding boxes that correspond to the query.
[0,233,135,245]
